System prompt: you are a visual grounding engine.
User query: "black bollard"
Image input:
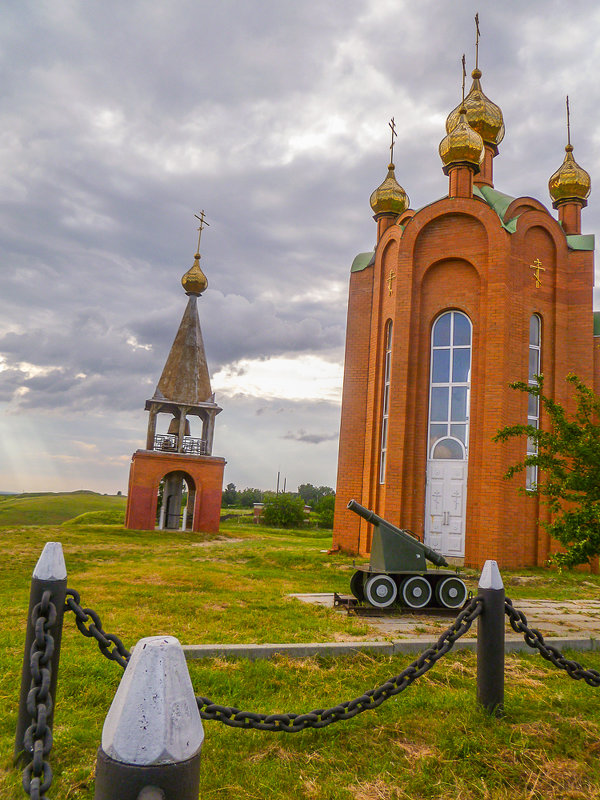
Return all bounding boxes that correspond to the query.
[15,542,68,763]
[94,636,203,800]
[476,559,505,715]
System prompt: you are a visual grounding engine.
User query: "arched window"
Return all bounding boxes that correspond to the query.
[526,315,541,491]
[428,311,472,458]
[379,320,393,483]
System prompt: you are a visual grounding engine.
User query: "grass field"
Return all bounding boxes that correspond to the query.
[1,520,600,798]
[0,491,126,526]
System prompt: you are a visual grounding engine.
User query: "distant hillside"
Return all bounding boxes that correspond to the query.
[0,492,127,526]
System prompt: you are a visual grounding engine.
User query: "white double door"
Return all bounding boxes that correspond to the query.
[424,459,467,558]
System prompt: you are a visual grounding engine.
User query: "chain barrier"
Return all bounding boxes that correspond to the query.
[22,591,55,800]
[196,595,483,732]
[64,589,131,668]
[505,597,600,687]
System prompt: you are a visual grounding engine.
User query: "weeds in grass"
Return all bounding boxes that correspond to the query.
[2,521,600,798]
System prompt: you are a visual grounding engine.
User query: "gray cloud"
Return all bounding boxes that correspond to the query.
[282,429,339,445]
[1,0,599,492]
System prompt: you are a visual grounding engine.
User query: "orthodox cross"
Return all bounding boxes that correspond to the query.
[194,210,210,254]
[475,13,480,70]
[389,117,397,165]
[461,54,466,105]
[566,95,571,146]
[529,258,545,288]
[387,269,396,296]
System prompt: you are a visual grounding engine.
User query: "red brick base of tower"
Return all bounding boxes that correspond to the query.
[125,450,226,533]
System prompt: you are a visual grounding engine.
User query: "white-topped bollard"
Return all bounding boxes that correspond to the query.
[476,559,505,715]
[94,636,204,800]
[15,542,68,762]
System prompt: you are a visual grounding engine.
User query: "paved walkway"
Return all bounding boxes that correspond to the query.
[180,594,600,661]
[290,592,600,639]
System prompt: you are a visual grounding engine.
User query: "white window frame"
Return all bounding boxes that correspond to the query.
[379,320,393,484]
[526,314,541,491]
[427,310,472,460]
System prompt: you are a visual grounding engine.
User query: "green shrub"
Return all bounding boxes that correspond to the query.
[261,493,305,528]
[315,494,335,529]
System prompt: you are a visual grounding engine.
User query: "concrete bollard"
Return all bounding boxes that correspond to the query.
[476,559,505,715]
[94,636,204,800]
[15,541,68,763]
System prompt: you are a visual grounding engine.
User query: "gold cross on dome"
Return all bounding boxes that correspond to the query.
[529,258,545,288]
[387,269,396,296]
[194,210,210,254]
[389,117,397,165]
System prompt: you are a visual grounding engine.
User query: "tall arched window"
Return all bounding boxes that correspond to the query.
[428,311,472,457]
[379,320,393,483]
[526,314,541,491]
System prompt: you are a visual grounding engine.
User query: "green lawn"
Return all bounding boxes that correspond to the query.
[0,491,126,526]
[1,521,600,798]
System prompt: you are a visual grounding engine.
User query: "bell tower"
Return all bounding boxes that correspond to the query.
[125,214,226,533]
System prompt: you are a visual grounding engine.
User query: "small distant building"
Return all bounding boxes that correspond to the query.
[125,223,226,533]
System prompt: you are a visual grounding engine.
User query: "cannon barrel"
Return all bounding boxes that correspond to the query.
[347,499,449,568]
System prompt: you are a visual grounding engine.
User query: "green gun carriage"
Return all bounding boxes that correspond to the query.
[347,500,468,610]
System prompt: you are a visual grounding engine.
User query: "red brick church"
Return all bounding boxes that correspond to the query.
[332,61,597,568]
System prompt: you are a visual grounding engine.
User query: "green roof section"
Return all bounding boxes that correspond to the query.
[594,312,600,336]
[351,251,375,272]
[566,234,595,251]
[473,185,519,233]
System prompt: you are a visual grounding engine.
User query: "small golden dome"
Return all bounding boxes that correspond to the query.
[369,163,409,216]
[446,69,505,147]
[439,107,484,174]
[548,144,591,207]
[181,254,208,295]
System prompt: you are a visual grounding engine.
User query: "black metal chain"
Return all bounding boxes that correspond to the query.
[196,596,483,732]
[64,589,131,668]
[22,591,55,800]
[505,598,600,687]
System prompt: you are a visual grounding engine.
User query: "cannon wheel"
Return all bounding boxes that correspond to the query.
[436,576,468,609]
[364,574,398,608]
[350,570,365,602]
[400,575,432,609]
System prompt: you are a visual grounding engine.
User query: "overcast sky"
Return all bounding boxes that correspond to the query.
[1,0,599,495]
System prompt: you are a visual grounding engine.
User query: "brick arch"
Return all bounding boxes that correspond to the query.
[421,256,481,292]
[125,450,225,533]
[504,196,550,222]
[413,213,488,282]
[157,469,196,493]
[380,236,400,267]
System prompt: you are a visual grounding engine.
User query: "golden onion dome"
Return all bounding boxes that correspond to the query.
[548,144,591,206]
[181,253,208,295]
[439,106,484,174]
[446,69,505,147]
[369,163,409,216]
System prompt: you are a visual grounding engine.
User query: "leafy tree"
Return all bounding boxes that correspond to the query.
[315,493,335,529]
[238,487,264,507]
[494,374,600,568]
[298,484,335,506]
[298,483,318,505]
[262,492,306,528]
[222,482,238,506]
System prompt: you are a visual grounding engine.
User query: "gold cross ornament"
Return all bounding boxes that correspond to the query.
[389,117,397,165]
[387,270,396,296]
[194,210,210,254]
[529,258,545,288]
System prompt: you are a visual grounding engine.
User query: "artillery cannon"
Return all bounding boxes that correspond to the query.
[347,500,468,610]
